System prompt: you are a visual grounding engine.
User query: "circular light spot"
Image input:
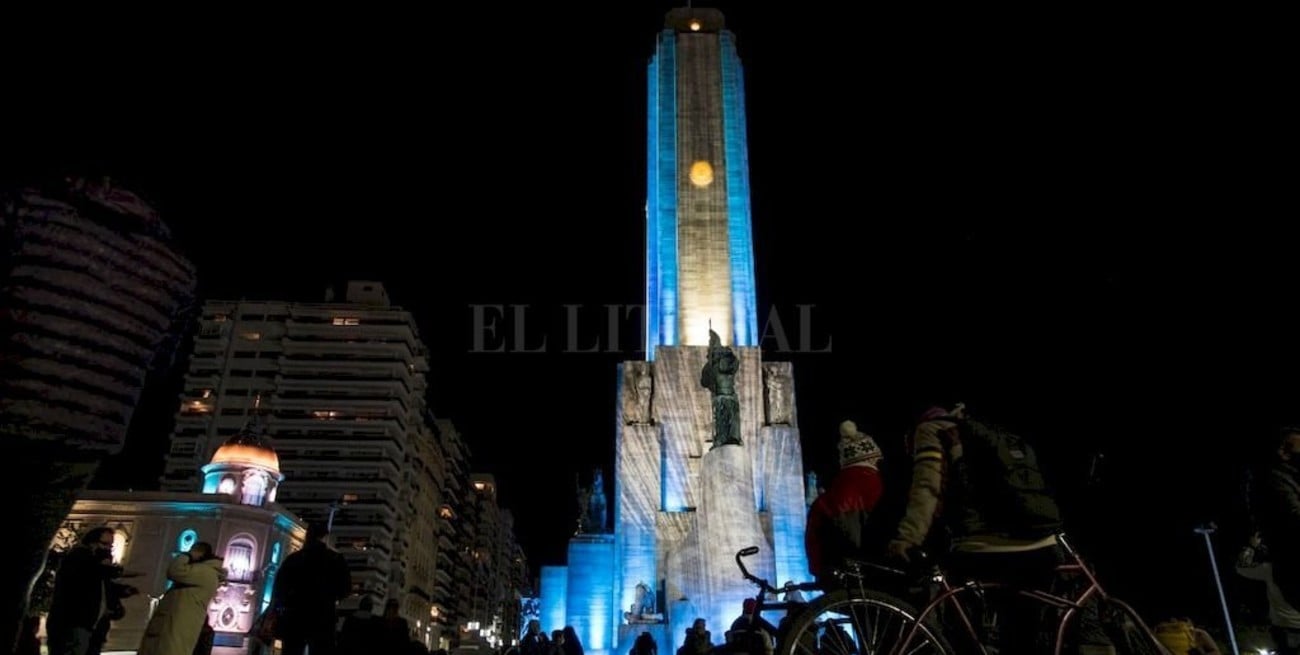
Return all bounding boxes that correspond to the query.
[689,161,714,187]
[689,20,702,31]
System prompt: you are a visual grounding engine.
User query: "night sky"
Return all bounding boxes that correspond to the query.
[4,2,1293,627]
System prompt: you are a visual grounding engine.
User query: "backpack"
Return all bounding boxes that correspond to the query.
[941,418,1063,540]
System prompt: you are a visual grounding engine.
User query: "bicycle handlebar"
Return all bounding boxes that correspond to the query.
[735,547,819,596]
[734,547,773,593]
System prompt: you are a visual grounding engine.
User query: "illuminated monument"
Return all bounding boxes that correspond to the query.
[540,9,808,655]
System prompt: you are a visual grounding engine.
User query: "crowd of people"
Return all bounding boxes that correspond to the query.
[30,519,442,655]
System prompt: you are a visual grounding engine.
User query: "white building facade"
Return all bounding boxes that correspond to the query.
[162,281,439,631]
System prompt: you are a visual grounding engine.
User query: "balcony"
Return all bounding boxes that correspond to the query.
[282,338,421,365]
[276,377,413,401]
[285,320,423,349]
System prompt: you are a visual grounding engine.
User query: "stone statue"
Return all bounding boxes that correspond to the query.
[575,477,591,534]
[577,469,609,534]
[700,328,742,448]
[762,362,793,425]
[624,581,659,623]
[589,468,607,532]
[622,361,654,424]
[636,580,656,615]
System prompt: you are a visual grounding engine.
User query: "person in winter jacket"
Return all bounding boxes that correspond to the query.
[137,542,226,655]
[804,420,885,584]
[1254,427,1300,611]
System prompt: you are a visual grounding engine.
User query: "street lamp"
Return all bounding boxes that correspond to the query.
[327,493,359,534]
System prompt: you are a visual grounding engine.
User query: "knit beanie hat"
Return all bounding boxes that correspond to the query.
[837,420,882,468]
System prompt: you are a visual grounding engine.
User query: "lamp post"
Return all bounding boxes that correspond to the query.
[1194,522,1240,655]
[327,493,359,536]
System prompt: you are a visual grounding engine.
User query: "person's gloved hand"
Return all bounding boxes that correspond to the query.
[1189,628,1221,655]
[886,539,913,562]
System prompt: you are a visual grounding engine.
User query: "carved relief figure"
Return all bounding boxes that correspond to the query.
[762,362,793,425]
[622,362,654,424]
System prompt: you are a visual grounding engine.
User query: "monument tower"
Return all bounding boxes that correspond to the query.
[539,10,808,655]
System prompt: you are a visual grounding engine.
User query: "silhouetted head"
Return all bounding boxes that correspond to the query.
[1279,427,1300,463]
[190,542,217,561]
[306,522,330,543]
[81,527,116,556]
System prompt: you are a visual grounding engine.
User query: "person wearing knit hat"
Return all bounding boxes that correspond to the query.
[804,420,886,585]
[837,421,883,469]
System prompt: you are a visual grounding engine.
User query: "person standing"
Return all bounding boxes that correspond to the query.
[45,527,120,655]
[271,523,352,655]
[1254,428,1300,620]
[137,542,226,655]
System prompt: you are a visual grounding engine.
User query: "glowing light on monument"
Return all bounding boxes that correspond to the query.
[689,161,714,187]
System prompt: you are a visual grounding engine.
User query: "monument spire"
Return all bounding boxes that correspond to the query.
[645,6,758,359]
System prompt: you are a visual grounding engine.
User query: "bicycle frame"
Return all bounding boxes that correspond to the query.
[884,533,1164,655]
[735,547,820,640]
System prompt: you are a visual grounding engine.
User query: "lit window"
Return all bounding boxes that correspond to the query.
[438,506,454,519]
[200,389,213,399]
[213,314,228,323]
[241,471,269,506]
[183,400,213,414]
[472,481,486,491]
[224,537,257,583]
[218,477,237,495]
[240,331,262,341]
[312,410,340,419]
[332,317,361,326]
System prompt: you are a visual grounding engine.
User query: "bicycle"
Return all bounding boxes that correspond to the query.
[732,546,823,652]
[739,533,1170,655]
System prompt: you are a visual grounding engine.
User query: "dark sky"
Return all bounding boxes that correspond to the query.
[4,2,1293,626]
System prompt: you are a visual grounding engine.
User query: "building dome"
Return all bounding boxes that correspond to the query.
[201,415,284,506]
[210,431,281,474]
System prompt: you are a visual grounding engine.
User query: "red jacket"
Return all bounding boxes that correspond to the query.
[805,465,884,581]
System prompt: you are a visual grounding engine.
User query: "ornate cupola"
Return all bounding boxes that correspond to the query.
[201,413,283,507]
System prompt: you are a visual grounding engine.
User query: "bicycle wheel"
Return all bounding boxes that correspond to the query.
[1093,598,1169,655]
[777,588,954,655]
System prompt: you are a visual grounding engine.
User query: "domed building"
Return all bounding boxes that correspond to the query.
[202,415,284,507]
[55,416,307,654]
